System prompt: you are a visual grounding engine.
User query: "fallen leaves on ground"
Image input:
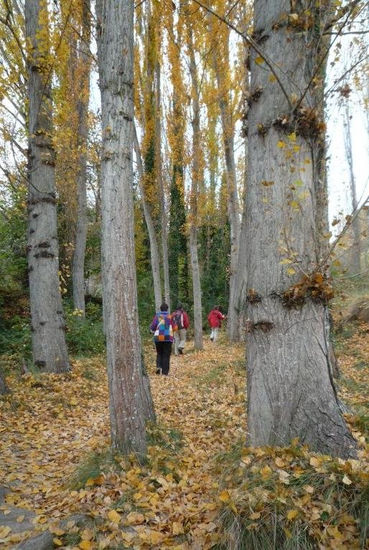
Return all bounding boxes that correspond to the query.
[0,328,368,549]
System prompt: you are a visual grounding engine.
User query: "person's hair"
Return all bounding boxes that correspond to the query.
[177,302,183,310]
[214,305,219,310]
[160,302,169,311]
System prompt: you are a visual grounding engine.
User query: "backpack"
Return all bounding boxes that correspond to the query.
[154,313,173,342]
[172,311,183,331]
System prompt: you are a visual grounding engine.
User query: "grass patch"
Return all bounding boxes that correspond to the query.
[69,448,122,489]
[81,363,101,381]
[147,422,184,453]
[217,507,316,550]
[62,533,82,546]
[195,363,228,388]
[213,443,369,550]
[340,376,366,393]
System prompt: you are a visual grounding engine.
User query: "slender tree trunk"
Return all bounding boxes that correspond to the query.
[155,62,171,309]
[189,225,203,349]
[187,22,203,351]
[344,105,361,274]
[167,5,188,309]
[133,125,162,310]
[211,28,241,342]
[25,0,70,373]
[96,0,155,455]
[72,0,91,316]
[245,0,356,458]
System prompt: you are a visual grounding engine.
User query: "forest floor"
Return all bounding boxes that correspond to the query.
[0,326,368,549]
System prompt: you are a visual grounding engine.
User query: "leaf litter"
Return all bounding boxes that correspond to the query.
[0,328,368,549]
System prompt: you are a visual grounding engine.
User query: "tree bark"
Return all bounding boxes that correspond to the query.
[155,61,171,309]
[25,0,70,373]
[245,0,356,458]
[133,124,162,310]
[96,0,155,455]
[72,0,91,316]
[187,19,203,351]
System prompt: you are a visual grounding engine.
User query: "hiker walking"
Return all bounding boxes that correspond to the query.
[208,306,226,342]
[171,303,190,355]
[150,303,174,375]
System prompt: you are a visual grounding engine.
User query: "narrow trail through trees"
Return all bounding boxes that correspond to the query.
[0,334,368,548]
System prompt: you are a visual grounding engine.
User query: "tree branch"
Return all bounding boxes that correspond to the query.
[190,0,294,110]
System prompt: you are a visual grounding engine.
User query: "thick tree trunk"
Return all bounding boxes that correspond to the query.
[72,0,91,316]
[96,0,155,455]
[133,125,162,310]
[25,0,70,373]
[245,0,356,458]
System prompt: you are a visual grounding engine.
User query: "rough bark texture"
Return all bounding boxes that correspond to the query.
[72,0,91,316]
[245,0,356,458]
[25,0,70,373]
[133,126,162,311]
[96,0,155,454]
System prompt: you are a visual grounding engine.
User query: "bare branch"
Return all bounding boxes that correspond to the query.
[321,192,369,267]
[190,0,294,110]
[324,52,369,98]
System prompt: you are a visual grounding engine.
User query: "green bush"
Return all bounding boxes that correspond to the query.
[65,303,105,357]
[0,315,32,364]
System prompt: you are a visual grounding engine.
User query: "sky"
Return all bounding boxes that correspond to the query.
[326,22,369,226]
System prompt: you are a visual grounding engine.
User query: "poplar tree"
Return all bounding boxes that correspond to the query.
[25,0,70,373]
[245,0,357,457]
[96,0,155,454]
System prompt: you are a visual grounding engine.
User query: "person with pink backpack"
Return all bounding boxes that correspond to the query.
[150,303,174,375]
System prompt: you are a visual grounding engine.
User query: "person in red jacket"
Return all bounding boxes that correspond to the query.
[208,306,226,342]
[171,303,190,355]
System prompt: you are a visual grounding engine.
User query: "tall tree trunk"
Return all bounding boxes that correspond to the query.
[72,0,91,316]
[245,0,356,458]
[133,125,162,310]
[189,225,203,349]
[96,0,155,455]
[211,25,241,342]
[155,61,171,309]
[167,4,188,309]
[25,0,70,373]
[344,105,361,274]
[187,21,203,351]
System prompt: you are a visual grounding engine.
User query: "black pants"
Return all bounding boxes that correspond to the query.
[155,342,172,375]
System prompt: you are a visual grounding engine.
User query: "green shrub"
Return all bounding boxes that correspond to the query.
[0,315,32,364]
[65,304,105,357]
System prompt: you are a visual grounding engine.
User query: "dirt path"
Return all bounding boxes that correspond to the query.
[0,339,245,548]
